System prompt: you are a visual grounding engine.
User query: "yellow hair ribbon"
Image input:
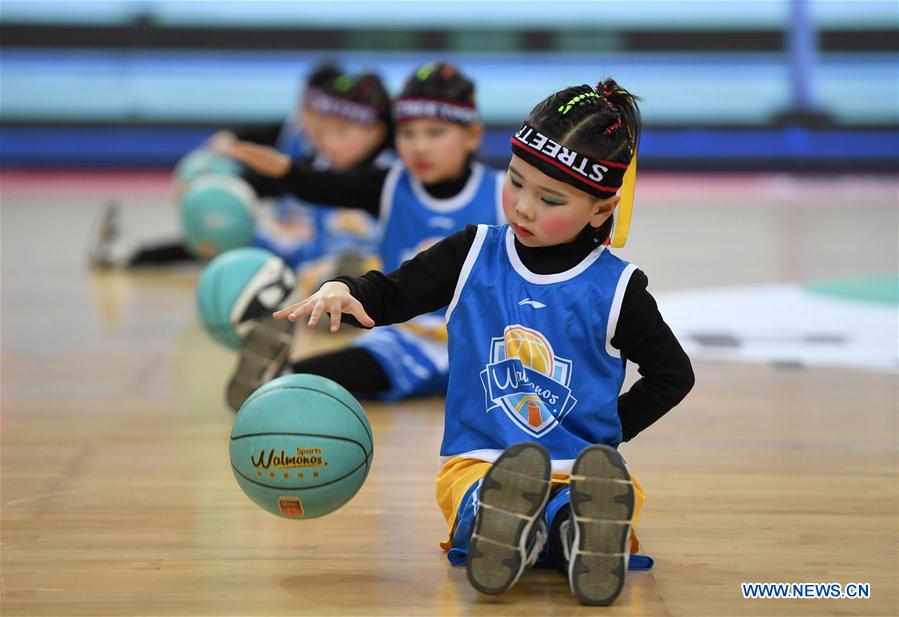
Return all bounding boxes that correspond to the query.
[611,150,637,248]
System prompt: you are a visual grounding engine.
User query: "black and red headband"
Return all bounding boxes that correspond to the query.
[304,86,382,125]
[510,122,628,198]
[392,97,478,125]
[510,120,639,248]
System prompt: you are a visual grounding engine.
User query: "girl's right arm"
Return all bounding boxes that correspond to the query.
[224,141,387,215]
[274,225,479,331]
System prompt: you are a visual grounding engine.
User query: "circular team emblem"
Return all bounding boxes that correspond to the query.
[480,325,578,437]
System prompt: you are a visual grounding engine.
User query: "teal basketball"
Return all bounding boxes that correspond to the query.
[229,374,374,519]
[174,149,242,183]
[196,247,296,349]
[181,175,256,258]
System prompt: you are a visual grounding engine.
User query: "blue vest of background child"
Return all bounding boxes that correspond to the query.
[442,224,636,469]
[348,161,504,402]
[378,160,504,272]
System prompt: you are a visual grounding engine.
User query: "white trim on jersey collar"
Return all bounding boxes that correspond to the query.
[409,162,485,213]
[504,226,605,285]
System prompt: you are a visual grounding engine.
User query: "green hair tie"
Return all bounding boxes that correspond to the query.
[416,64,436,81]
[334,75,354,92]
[557,91,600,115]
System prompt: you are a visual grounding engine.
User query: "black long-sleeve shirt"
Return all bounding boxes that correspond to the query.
[333,223,694,442]
[279,164,388,214]
[232,123,284,147]
[234,125,397,201]
[278,158,475,216]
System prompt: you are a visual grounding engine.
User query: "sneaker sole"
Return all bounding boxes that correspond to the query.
[466,442,552,595]
[226,316,293,412]
[569,444,635,606]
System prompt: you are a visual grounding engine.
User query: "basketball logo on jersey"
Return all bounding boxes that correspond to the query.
[479,325,578,437]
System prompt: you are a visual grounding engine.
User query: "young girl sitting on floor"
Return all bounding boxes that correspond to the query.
[272,78,694,606]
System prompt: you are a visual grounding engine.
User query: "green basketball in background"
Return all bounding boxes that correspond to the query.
[196,247,296,349]
[180,175,257,258]
[229,374,374,519]
[174,149,243,183]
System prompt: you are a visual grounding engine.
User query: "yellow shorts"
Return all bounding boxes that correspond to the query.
[435,455,645,554]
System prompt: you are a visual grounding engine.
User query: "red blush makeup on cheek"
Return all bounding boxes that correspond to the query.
[501,189,516,218]
[542,213,579,237]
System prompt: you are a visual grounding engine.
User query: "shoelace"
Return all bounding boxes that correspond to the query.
[560,519,572,563]
[560,517,633,563]
[524,520,548,568]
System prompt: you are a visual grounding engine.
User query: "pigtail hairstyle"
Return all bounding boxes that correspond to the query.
[595,78,641,162]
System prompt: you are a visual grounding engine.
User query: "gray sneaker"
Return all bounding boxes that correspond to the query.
[466,442,552,595]
[567,444,635,606]
[226,316,293,412]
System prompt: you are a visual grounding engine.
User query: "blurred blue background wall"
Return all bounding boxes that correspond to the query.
[1,0,896,169]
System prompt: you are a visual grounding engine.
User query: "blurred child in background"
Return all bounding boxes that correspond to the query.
[88,63,394,273]
[224,61,505,411]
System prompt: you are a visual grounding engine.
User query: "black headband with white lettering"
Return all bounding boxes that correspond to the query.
[304,87,382,125]
[393,97,478,125]
[510,122,628,197]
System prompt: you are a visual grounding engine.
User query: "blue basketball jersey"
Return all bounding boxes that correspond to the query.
[378,161,505,273]
[441,224,638,472]
[349,161,504,401]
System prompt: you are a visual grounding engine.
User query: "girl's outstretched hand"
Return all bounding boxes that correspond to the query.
[273,282,375,333]
[222,141,291,178]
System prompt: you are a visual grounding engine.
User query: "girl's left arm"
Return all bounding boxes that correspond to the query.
[612,269,695,441]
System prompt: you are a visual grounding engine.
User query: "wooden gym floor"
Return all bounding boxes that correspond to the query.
[1,171,896,616]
